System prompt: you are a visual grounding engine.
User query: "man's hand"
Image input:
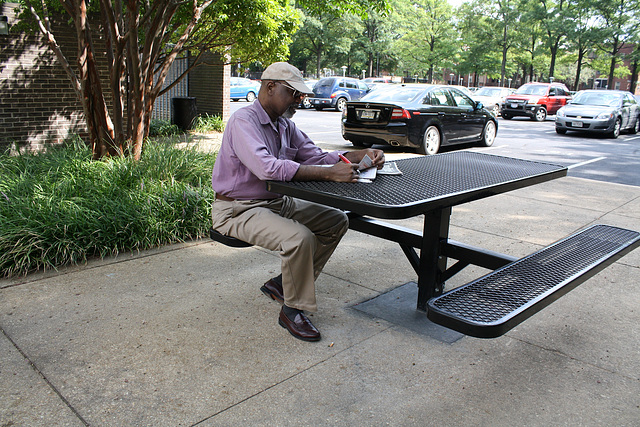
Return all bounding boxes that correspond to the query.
[293,162,359,182]
[343,149,385,169]
[330,161,360,182]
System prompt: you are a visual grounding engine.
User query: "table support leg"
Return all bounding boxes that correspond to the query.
[417,208,451,311]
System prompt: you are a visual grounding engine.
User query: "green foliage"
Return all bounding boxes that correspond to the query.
[391,0,457,80]
[191,114,226,133]
[149,120,181,137]
[0,142,216,277]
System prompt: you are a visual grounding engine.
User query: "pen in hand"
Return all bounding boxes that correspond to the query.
[338,153,352,164]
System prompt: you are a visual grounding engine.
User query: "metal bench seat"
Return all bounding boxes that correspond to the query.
[209,228,252,248]
[427,225,640,338]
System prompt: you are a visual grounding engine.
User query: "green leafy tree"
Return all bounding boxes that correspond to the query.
[530,0,572,79]
[290,12,359,78]
[456,3,502,86]
[592,0,640,89]
[13,0,300,160]
[471,0,521,86]
[564,0,602,90]
[11,0,385,160]
[391,0,457,83]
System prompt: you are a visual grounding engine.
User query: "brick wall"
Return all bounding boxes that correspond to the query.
[189,51,231,122]
[0,3,89,152]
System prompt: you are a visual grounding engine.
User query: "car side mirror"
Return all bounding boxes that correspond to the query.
[475,101,484,110]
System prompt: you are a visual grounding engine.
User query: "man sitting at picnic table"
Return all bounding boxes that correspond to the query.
[211,62,384,342]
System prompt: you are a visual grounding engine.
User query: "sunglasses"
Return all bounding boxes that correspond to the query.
[277,81,305,100]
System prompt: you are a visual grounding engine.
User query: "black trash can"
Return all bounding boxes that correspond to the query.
[172,97,197,131]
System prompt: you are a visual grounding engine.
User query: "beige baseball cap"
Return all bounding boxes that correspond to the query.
[261,62,314,95]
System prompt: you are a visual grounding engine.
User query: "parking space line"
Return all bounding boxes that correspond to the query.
[568,157,607,169]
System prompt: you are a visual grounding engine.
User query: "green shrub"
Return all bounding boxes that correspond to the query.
[149,119,181,137]
[191,114,225,133]
[0,141,215,277]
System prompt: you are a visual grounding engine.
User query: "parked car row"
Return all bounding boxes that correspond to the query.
[230,77,639,144]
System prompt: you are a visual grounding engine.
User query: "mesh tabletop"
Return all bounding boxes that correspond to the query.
[267,152,567,219]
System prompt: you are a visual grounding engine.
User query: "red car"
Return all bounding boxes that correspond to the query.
[501,82,571,121]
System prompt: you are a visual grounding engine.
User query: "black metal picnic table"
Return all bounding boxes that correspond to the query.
[267,151,568,311]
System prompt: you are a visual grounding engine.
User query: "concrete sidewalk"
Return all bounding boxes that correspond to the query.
[1,176,639,426]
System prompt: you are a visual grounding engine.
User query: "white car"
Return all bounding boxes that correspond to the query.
[473,86,515,116]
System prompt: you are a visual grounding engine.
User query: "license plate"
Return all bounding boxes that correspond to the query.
[572,121,583,127]
[358,109,378,120]
[510,103,518,108]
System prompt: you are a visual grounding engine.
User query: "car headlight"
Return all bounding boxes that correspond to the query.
[556,109,565,117]
[596,112,614,120]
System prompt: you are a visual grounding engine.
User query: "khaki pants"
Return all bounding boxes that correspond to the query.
[211,196,349,312]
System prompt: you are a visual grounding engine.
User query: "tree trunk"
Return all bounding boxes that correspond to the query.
[500,24,508,86]
[607,36,619,90]
[548,40,558,78]
[630,59,638,94]
[574,48,585,91]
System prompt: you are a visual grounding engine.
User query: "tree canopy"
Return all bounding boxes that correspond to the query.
[9,0,386,160]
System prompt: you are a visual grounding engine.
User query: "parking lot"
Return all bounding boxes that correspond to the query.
[236,101,640,187]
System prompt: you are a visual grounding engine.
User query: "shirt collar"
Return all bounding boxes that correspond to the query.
[254,100,290,134]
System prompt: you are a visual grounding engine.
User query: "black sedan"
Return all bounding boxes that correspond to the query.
[341,84,497,155]
[555,90,639,138]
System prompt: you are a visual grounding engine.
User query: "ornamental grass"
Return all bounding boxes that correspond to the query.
[0,138,216,277]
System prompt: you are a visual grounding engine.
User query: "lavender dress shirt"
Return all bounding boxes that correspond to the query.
[211,100,343,200]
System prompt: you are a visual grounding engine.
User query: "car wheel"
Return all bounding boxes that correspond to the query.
[609,118,621,138]
[533,107,547,122]
[302,97,312,109]
[502,114,512,120]
[418,125,441,155]
[556,128,567,135]
[479,121,497,147]
[335,98,347,112]
[630,118,639,134]
[246,92,256,102]
[314,106,324,111]
[491,104,500,117]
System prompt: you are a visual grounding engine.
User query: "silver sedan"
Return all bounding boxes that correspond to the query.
[555,90,640,138]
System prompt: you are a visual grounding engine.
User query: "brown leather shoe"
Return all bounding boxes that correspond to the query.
[278,307,321,342]
[260,278,284,304]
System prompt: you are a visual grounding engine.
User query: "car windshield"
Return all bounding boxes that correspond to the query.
[475,87,503,97]
[571,92,622,107]
[361,86,425,103]
[515,85,548,96]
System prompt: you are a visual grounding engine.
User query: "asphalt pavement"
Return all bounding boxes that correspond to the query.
[2,140,640,425]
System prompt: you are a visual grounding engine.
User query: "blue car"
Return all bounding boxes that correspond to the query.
[311,77,370,112]
[230,77,261,102]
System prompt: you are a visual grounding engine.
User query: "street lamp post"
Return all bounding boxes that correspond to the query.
[449,73,454,85]
[362,70,366,79]
[341,66,347,77]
